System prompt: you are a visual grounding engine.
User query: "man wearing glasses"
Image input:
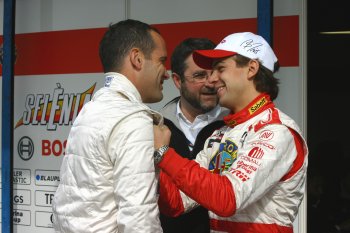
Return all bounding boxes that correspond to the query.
[159,38,229,233]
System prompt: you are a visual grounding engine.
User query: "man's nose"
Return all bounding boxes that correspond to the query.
[207,71,219,84]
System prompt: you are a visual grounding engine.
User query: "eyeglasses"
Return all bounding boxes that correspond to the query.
[183,71,210,83]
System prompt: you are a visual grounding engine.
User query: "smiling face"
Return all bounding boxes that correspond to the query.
[209,56,260,112]
[140,31,169,103]
[173,53,219,118]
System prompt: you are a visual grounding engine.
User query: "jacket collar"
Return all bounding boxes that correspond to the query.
[223,93,274,127]
[104,72,142,103]
[103,72,164,125]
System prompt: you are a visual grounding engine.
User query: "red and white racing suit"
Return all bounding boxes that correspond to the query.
[158,93,308,233]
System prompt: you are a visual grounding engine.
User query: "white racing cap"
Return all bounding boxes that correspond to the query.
[193,32,278,72]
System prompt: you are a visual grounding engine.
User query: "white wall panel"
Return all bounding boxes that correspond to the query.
[15,0,126,33]
[129,0,257,24]
[275,67,304,127]
[275,0,301,16]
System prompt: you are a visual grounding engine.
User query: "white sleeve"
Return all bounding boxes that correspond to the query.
[108,111,163,233]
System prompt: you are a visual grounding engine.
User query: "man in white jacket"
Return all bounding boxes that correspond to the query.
[52,19,169,233]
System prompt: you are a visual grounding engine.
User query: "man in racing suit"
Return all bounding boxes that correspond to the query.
[153,32,308,233]
[52,19,169,233]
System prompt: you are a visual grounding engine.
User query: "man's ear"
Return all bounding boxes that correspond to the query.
[172,72,182,90]
[248,59,259,79]
[130,48,143,70]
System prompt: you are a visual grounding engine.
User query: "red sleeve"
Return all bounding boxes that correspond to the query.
[158,148,236,217]
[158,171,185,217]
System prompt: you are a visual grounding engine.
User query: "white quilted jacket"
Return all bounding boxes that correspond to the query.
[52,73,163,233]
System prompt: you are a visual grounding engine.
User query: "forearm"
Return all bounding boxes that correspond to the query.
[158,148,236,217]
[158,171,185,217]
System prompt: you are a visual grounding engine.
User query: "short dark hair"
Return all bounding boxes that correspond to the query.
[171,38,215,82]
[99,19,160,73]
[234,54,280,100]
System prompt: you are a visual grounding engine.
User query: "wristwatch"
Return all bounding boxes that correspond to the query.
[153,145,169,165]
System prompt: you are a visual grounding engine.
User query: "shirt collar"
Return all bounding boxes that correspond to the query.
[176,100,222,124]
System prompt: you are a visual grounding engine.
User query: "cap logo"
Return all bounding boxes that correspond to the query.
[240,39,263,54]
[220,39,227,44]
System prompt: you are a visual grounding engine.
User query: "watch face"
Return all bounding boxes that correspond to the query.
[154,151,162,164]
[154,145,169,164]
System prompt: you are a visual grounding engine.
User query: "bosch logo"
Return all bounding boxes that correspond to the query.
[18,136,34,161]
[42,139,67,156]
